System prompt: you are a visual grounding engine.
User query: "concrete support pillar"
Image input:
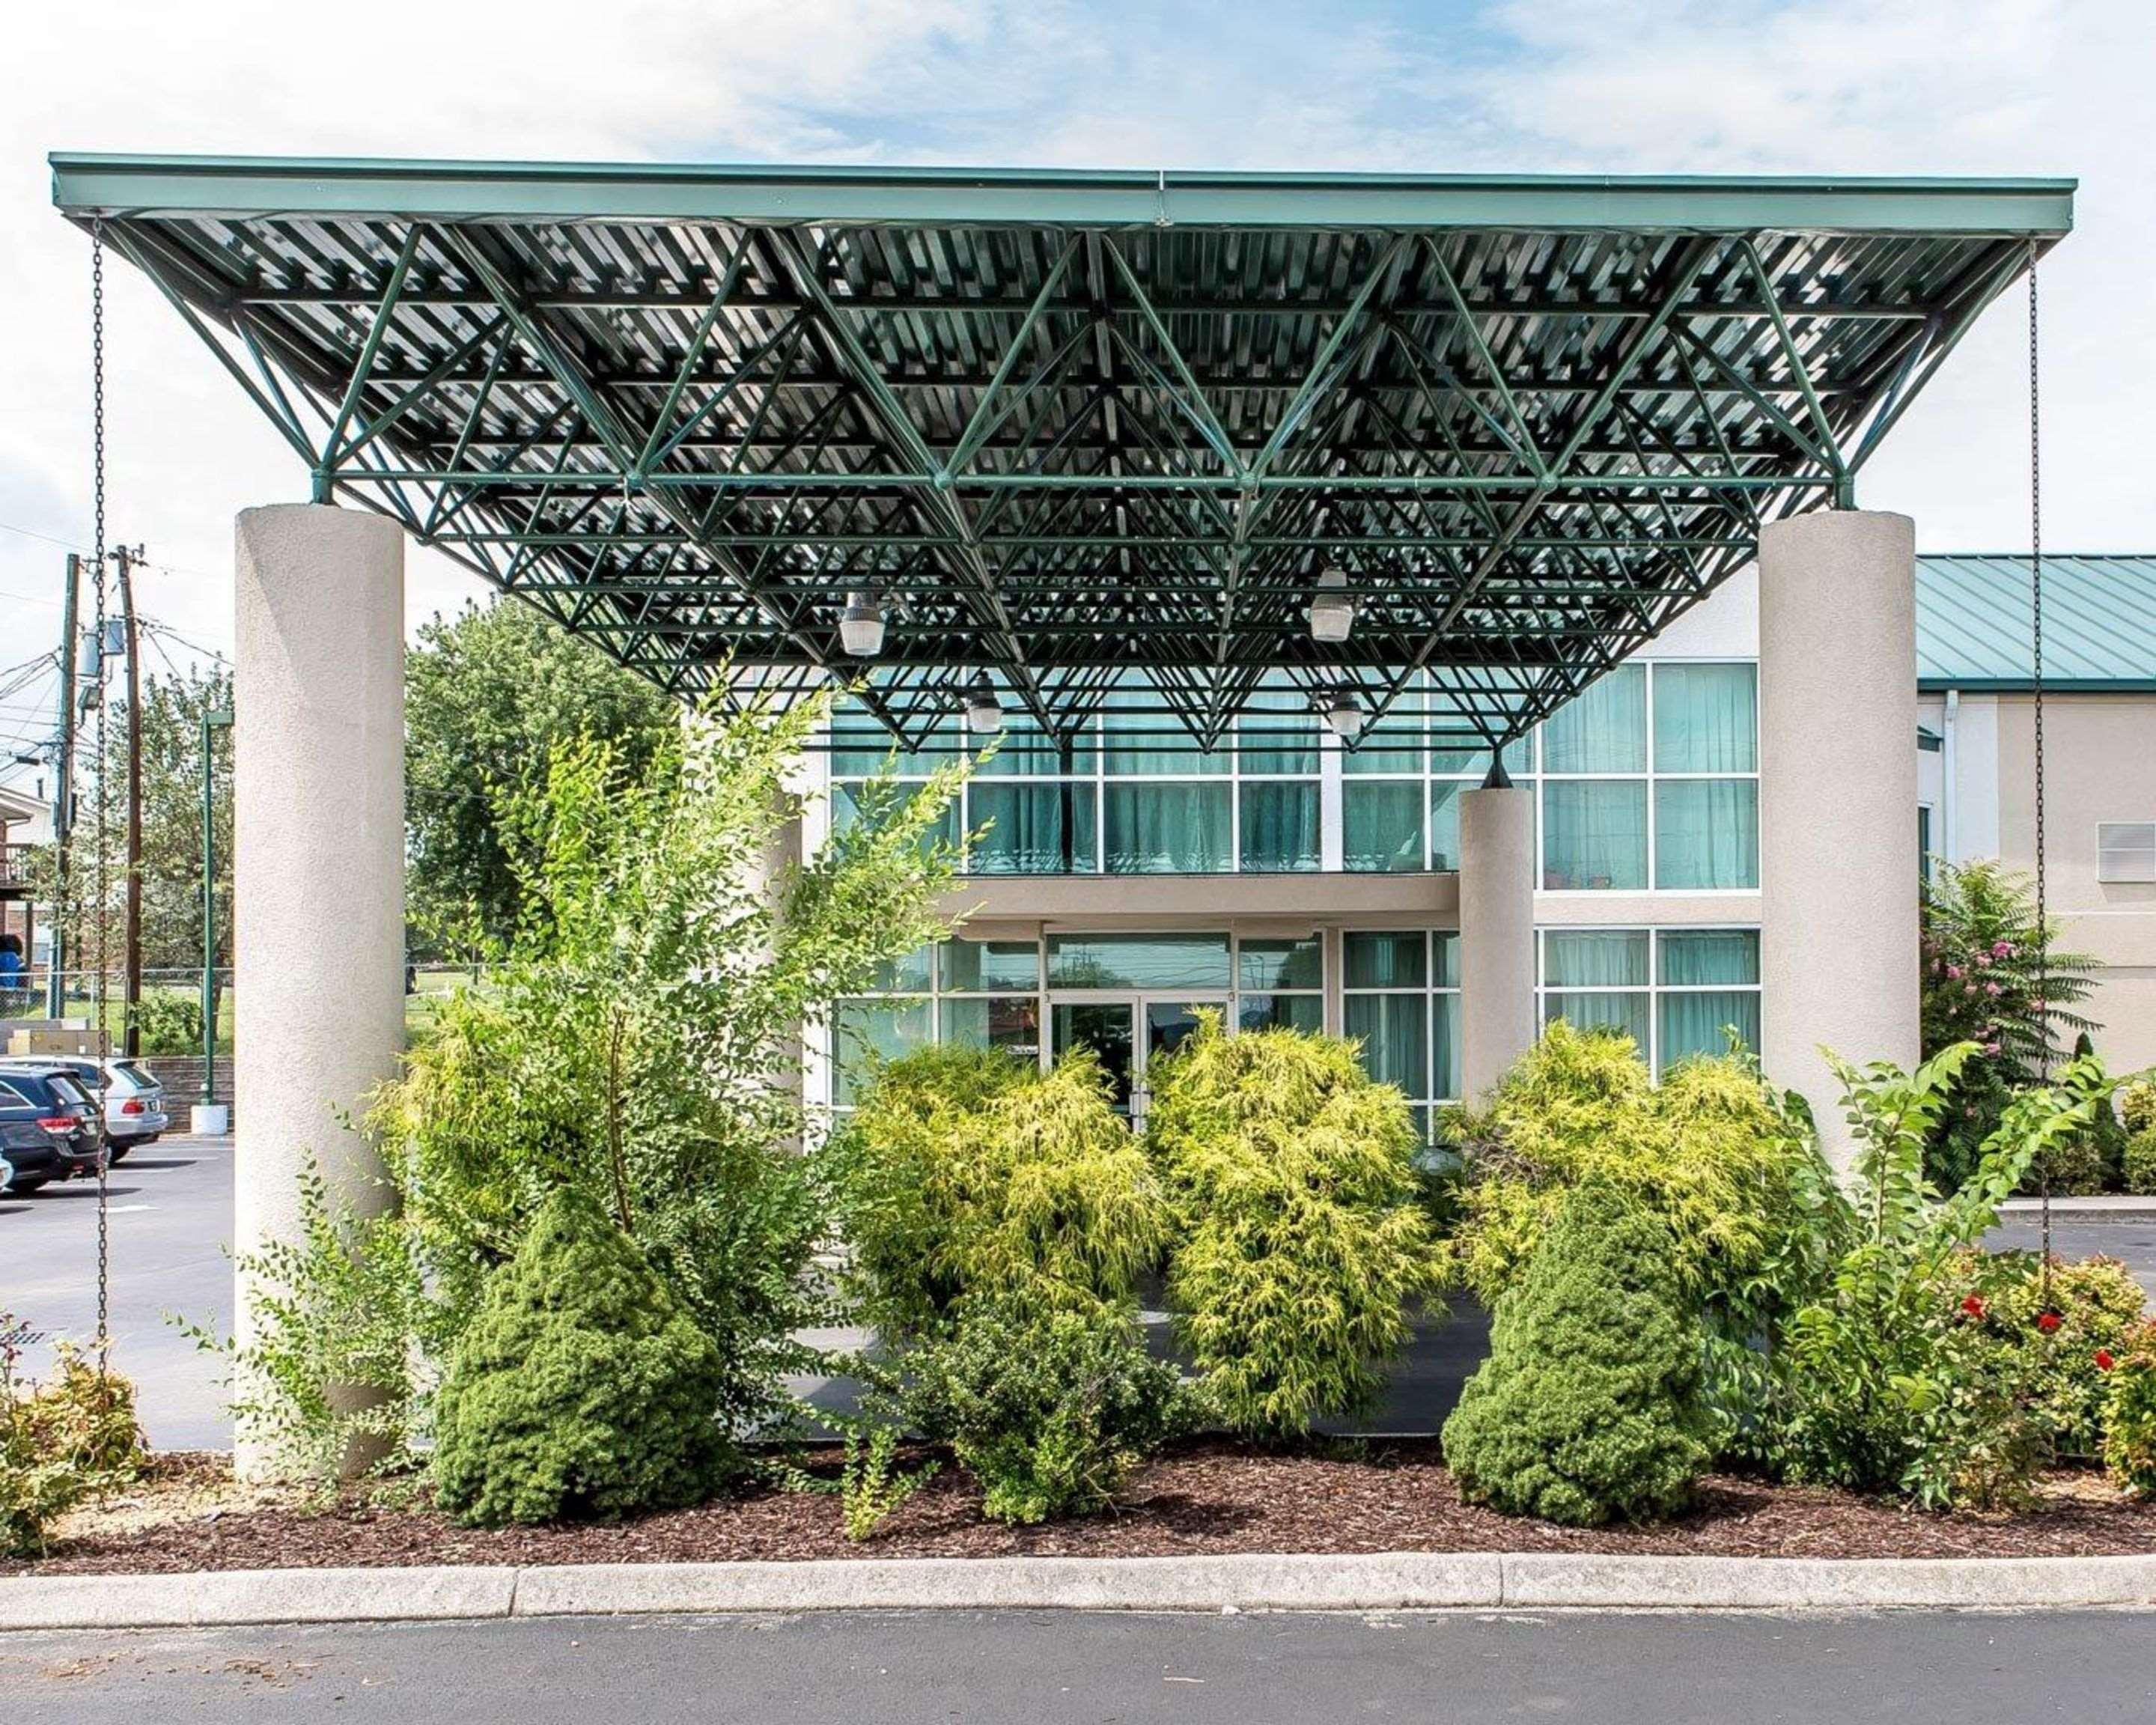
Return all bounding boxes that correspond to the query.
[1759,508,1919,1173]
[1459,785,1538,1099]
[233,505,404,1481]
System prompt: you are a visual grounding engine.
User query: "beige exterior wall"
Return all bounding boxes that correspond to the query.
[1994,692,2156,1071]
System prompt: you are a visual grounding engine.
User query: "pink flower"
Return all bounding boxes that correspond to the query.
[1993,940,2014,958]
[1985,982,2003,998]
[1946,964,1964,980]
[1985,1041,2003,1056]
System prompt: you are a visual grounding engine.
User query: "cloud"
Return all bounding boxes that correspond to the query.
[0,0,2146,770]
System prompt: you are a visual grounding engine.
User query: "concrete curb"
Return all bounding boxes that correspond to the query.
[1997,1197,2156,1223]
[6,1551,2156,1626]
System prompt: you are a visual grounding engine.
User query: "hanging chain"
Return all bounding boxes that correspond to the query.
[90,219,113,1370]
[2028,240,2053,1290]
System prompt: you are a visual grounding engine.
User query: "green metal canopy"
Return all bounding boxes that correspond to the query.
[50,154,2072,752]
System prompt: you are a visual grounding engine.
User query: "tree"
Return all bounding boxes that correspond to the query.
[1921,860,2100,1189]
[404,599,672,955]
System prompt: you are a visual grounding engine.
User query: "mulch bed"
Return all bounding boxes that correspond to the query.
[10,1441,2156,1575]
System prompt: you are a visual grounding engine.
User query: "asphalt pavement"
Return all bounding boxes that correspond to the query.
[4,1133,2154,1450]
[3,1607,2154,1723]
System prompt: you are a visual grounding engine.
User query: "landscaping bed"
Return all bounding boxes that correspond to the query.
[10,1441,2156,1576]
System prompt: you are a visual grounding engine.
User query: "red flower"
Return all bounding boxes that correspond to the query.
[2037,1311,2062,1335]
[2096,1349,2117,1372]
[1961,1294,1988,1320]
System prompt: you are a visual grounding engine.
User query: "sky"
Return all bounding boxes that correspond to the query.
[1,0,2149,787]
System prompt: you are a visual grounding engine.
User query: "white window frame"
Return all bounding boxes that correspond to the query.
[1534,925,1763,1077]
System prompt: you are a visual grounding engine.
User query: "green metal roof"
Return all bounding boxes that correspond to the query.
[1917,554,2156,690]
[50,152,2074,752]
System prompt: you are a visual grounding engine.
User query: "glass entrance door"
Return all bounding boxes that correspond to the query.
[1050,996,1221,1125]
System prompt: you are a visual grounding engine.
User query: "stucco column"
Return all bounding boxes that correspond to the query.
[233,505,405,1481]
[1459,784,1538,1098]
[1759,508,1919,1173]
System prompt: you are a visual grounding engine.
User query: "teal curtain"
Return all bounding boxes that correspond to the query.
[1542,989,1651,1050]
[1432,994,1461,1100]
[1652,663,1756,773]
[1539,663,1646,773]
[1102,707,1225,776]
[1654,779,1758,889]
[1343,782,1424,871]
[968,782,1096,874]
[832,779,961,854]
[1239,782,1320,871]
[1541,780,1648,889]
[1103,783,1231,871]
[1345,991,1429,1101]
[1343,931,1427,989]
[1542,929,1649,988]
[1657,929,1759,987]
[1658,991,1761,1071]
[972,714,1082,778]
[1342,716,1423,775]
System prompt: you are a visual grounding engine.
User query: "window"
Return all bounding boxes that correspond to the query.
[831,938,1043,1106]
[1341,930,1461,1137]
[1535,926,1761,1077]
[2098,822,2156,884]
[1237,936,1325,1033]
[1541,660,1758,892]
[1337,660,1758,891]
[1917,804,1934,883]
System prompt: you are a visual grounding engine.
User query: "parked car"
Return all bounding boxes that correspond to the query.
[0,1070,103,1191]
[0,1056,167,1160]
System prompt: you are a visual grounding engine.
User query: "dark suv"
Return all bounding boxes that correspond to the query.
[0,1067,105,1191]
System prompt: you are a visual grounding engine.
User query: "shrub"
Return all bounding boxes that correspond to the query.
[2104,1321,2156,1495]
[1946,1250,2147,1460]
[1,1322,146,1558]
[835,1046,1168,1336]
[894,1300,1195,1524]
[1146,1015,1441,1435]
[130,989,204,1056]
[1761,1045,2115,1508]
[1442,1183,1712,1526]
[2119,1082,2156,1195]
[1449,1023,1822,1327]
[433,1187,732,1525]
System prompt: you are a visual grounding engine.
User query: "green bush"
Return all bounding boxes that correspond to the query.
[2104,1321,2156,1495]
[1949,1250,2147,1459]
[1761,1046,2115,1509]
[433,1187,732,1525]
[1441,1183,1712,1526]
[1146,1015,1441,1435]
[835,1045,1167,1336]
[130,990,204,1056]
[1449,1023,1823,1325]
[1,1326,146,1559]
[895,1300,1195,1524]
[2120,1083,2156,1194]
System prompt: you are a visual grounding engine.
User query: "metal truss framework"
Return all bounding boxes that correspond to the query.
[52,158,2071,753]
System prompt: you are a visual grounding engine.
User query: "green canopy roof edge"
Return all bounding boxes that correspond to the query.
[49,152,2077,235]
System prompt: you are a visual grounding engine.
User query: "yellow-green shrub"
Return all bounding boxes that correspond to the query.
[2104,1320,2156,1494]
[1,1330,146,1558]
[835,1045,1168,1336]
[1947,1250,2148,1459]
[1147,1015,1443,1435]
[1450,1023,1823,1316]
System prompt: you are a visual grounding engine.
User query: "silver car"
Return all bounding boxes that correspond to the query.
[0,1056,169,1161]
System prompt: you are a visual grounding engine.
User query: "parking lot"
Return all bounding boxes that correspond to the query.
[4,1138,2155,1454]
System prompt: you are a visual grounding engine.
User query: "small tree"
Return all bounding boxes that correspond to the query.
[1443,1183,1712,1526]
[433,1187,731,1524]
[1147,1015,1442,1435]
[1922,859,2100,1188]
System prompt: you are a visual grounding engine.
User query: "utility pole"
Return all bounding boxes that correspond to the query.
[112,545,144,1057]
[45,556,79,1020]
[199,705,232,1114]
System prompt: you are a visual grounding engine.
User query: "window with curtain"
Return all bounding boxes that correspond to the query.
[1103,782,1232,872]
[1542,780,1648,889]
[1535,925,1761,1076]
[1342,930,1461,1135]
